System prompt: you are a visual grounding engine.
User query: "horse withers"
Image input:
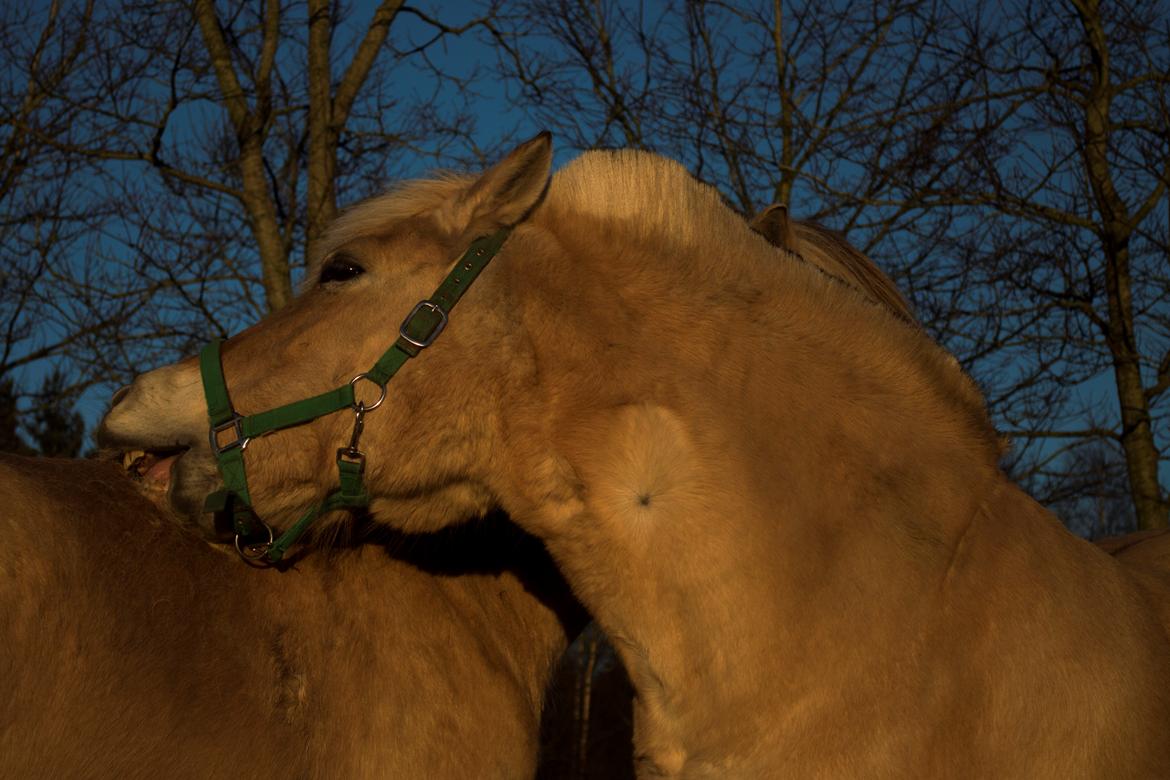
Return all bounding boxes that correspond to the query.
[0,455,580,777]
[100,133,1170,776]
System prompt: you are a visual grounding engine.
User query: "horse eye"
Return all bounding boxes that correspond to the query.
[319,256,365,285]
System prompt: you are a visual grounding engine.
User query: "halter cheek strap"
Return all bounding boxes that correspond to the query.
[199,227,511,564]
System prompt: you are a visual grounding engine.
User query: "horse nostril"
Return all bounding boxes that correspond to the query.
[109,386,131,408]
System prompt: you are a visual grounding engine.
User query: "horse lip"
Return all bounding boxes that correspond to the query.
[124,446,190,482]
[95,420,197,453]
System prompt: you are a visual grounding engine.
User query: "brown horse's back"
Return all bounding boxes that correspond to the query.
[1,457,286,777]
[1098,528,1170,638]
[1096,527,1170,564]
[0,455,574,778]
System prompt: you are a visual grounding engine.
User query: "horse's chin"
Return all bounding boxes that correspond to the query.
[166,451,223,537]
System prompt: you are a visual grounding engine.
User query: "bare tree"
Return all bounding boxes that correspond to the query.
[61,0,492,314]
[1044,438,1136,539]
[910,0,1169,529]
[0,0,128,441]
[486,0,1168,531]
[0,0,504,415]
[190,0,419,308]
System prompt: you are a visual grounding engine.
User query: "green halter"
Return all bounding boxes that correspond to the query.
[198,228,512,564]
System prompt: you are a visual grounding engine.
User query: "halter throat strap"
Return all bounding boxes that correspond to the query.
[199,227,512,564]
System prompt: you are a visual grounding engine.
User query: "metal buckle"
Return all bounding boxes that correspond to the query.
[209,415,249,454]
[399,300,448,349]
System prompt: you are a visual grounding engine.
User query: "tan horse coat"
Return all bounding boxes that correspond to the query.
[0,455,578,778]
[100,134,1170,777]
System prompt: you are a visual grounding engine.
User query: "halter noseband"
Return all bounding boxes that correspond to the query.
[198,228,512,565]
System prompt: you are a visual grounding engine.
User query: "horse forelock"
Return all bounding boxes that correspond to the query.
[307,173,475,276]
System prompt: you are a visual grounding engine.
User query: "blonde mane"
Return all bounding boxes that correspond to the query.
[542,150,998,455]
[548,150,752,250]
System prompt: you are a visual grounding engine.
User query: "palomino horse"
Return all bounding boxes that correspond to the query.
[100,134,1170,776]
[0,455,581,777]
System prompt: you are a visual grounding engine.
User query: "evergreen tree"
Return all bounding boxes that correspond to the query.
[31,370,85,458]
[0,377,35,455]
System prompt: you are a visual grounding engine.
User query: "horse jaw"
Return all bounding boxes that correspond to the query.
[96,359,220,535]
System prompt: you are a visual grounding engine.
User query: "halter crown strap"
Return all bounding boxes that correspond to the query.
[368,229,512,384]
[200,227,512,563]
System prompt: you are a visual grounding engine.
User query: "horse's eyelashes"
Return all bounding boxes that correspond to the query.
[319,256,365,285]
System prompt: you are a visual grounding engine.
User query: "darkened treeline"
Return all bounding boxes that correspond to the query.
[0,373,85,457]
[2,1,1165,773]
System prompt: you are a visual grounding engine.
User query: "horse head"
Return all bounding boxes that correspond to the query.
[98,133,555,549]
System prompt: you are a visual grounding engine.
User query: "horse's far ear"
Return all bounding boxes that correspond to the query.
[448,131,553,234]
[750,204,797,253]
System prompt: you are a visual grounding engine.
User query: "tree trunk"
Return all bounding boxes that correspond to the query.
[237,142,294,312]
[1074,0,1168,529]
[305,0,404,261]
[305,0,337,259]
[194,0,292,312]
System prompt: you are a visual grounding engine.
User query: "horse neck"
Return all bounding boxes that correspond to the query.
[502,212,1003,550]
[492,223,1007,757]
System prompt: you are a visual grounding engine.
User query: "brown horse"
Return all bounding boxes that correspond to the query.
[99,134,1170,777]
[0,455,581,778]
[749,203,916,324]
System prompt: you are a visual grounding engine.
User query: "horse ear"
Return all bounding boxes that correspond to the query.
[448,131,553,233]
[750,204,797,253]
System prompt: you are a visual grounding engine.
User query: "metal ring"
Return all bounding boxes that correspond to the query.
[349,373,387,412]
[234,521,275,564]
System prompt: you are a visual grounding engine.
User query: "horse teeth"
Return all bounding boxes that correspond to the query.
[123,450,146,471]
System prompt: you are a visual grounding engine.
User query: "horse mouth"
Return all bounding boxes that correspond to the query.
[113,443,221,536]
[122,447,188,492]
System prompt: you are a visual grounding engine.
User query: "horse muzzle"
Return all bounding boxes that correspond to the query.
[96,363,223,538]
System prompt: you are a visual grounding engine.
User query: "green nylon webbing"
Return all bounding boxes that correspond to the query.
[266,457,369,561]
[201,341,357,442]
[200,226,513,562]
[432,228,510,310]
[368,344,411,386]
[215,446,251,506]
[366,229,511,385]
[335,457,367,502]
[200,341,236,427]
[200,341,254,524]
[241,385,355,439]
